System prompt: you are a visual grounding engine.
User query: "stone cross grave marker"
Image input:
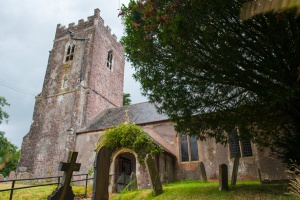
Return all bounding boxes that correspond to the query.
[48,151,81,200]
[145,154,163,196]
[219,164,229,191]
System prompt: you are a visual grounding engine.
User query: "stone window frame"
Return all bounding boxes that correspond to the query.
[179,134,199,163]
[64,42,76,62]
[107,50,114,71]
[228,128,253,158]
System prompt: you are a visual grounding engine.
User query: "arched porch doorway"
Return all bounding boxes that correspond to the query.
[110,149,137,192]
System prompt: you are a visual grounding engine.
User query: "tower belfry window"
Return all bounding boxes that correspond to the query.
[107,50,113,70]
[65,44,75,62]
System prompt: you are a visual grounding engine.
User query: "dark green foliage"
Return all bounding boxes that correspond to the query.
[123,93,132,106]
[0,132,19,177]
[96,123,162,162]
[121,0,300,164]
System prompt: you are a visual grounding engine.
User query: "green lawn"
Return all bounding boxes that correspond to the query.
[0,183,92,200]
[110,181,297,200]
[0,180,297,199]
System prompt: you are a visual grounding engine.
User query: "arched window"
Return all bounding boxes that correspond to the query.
[65,44,75,62]
[107,50,113,70]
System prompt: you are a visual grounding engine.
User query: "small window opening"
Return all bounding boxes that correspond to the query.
[107,50,113,70]
[65,44,75,62]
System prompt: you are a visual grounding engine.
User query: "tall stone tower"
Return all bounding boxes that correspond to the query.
[18,9,125,178]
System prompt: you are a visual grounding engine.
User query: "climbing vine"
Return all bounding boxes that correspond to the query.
[96,123,162,162]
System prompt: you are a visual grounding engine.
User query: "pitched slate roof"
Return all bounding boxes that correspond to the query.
[83,102,169,132]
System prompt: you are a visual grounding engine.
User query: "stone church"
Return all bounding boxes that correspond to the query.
[18,9,287,190]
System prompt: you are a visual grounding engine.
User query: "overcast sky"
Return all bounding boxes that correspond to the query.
[0,0,147,148]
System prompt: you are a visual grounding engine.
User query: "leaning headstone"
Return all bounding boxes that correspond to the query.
[48,151,81,200]
[199,162,208,182]
[8,171,16,180]
[92,146,110,200]
[145,154,163,196]
[257,168,262,184]
[231,157,240,186]
[219,164,229,191]
[0,174,4,181]
[129,172,137,190]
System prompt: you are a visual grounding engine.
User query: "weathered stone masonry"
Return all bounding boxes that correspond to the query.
[18,9,125,178]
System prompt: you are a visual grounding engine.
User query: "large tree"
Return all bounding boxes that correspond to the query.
[121,0,300,164]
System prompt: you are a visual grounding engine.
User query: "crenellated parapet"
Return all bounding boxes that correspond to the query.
[54,8,122,49]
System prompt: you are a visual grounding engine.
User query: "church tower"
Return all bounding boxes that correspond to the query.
[18,9,125,177]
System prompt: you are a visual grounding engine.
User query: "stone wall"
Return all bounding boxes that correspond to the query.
[174,136,287,181]
[75,119,288,192]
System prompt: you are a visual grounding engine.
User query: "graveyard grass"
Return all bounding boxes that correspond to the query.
[0,180,297,199]
[110,180,296,200]
[0,183,93,200]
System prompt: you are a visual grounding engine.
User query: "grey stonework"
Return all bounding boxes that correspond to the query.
[18,8,125,178]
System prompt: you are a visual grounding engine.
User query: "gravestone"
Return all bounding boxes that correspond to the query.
[219,164,229,191]
[0,174,4,181]
[116,172,130,192]
[17,172,32,179]
[258,168,262,184]
[48,151,81,200]
[199,162,208,182]
[92,146,110,200]
[8,171,16,180]
[231,157,240,186]
[145,154,163,196]
[129,172,137,190]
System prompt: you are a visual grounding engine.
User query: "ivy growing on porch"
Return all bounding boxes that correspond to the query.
[96,123,162,162]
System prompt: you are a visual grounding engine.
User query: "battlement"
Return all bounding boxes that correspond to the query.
[55,8,119,42]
